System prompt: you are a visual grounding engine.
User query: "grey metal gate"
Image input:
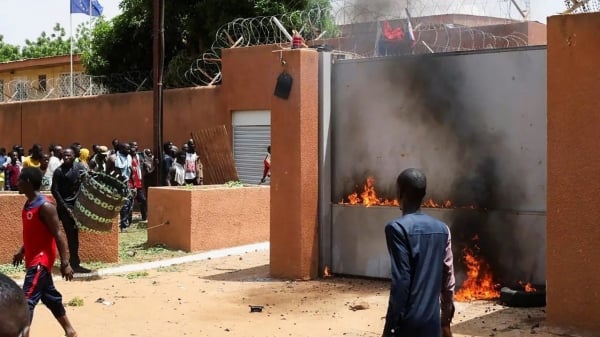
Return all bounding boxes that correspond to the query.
[319,47,547,285]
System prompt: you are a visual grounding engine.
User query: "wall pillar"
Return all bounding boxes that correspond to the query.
[547,12,600,334]
[270,49,320,279]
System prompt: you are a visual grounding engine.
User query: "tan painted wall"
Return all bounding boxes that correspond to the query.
[547,12,600,334]
[0,192,118,264]
[147,186,269,252]
[268,50,320,280]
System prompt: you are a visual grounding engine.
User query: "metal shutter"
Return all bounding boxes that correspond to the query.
[233,125,271,184]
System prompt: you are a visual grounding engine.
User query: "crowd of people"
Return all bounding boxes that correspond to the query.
[0,139,209,270]
[0,139,273,337]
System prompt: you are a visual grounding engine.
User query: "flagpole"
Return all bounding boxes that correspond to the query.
[70,11,74,97]
[89,0,93,94]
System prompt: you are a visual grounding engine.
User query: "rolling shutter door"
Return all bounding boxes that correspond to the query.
[232,111,271,184]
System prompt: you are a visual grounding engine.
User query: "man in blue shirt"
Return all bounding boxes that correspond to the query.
[382,168,455,337]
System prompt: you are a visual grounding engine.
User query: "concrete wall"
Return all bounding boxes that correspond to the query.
[0,46,283,152]
[147,186,269,252]
[0,87,226,152]
[547,12,600,334]
[269,50,320,279]
[0,192,118,264]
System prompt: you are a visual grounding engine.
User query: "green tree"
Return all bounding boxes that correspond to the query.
[1,23,92,61]
[83,0,333,90]
[21,23,72,59]
[0,35,21,62]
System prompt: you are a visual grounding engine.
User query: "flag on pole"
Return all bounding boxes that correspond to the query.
[70,0,104,16]
[404,8,416,46]
[406,19,415,43]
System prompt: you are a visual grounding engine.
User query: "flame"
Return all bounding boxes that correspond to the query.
[518,281,537,293]
[338,177,453,208]
[455,242,500,302]
[421,198,454,208]
[339,176,399,207]
[323,266,332,278]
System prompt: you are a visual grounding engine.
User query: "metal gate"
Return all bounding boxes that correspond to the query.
[232,111,271,185]
[319,47,547,285]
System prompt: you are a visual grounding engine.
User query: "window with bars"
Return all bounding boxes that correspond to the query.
[14,79,28,101]
[39,74,47,92]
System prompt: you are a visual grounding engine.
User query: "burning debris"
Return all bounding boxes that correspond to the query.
[518,281,537,293]
[454,236,500,301]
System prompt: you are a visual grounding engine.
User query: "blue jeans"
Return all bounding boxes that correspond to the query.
[120,190,135,229]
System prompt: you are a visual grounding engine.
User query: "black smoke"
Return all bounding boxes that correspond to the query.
[384,55,537,287]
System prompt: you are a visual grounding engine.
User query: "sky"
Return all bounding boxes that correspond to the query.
[0,0,568,46]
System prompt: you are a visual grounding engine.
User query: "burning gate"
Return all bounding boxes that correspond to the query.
[318,46,547,300]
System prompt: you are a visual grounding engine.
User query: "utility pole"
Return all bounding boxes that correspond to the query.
[153,0,165,186]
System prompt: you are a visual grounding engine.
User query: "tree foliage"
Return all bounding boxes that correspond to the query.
[0,23,91,62]
[0,35,21,62]
[83,0,332,89]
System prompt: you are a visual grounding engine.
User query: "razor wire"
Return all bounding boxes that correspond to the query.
[563,0,600,13]
[1,71,151,103]
[185,5,338,86]
[330,0,526,25]
[409,26,529,55]
[184,1,538,86]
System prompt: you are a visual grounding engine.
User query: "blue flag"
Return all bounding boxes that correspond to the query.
[70,0,104,16]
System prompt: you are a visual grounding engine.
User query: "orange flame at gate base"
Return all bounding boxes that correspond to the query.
[454,245,500,302]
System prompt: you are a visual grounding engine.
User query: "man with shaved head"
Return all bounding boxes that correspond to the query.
[0,272,30,337]
[381,168,455,337]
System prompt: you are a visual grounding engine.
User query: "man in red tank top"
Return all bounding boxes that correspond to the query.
[12,167,78,337]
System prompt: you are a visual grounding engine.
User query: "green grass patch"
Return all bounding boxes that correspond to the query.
[125,271,149,279]
[224,180,244,188]
[118,223,186,264]
[0,264,25,277]
[67,296,84,306]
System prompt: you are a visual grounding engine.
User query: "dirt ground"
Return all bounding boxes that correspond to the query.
[28,249,588,337]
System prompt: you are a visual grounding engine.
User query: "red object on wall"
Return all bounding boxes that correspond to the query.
[383,21,404,40]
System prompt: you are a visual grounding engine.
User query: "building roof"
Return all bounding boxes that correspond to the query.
[0,54,82,73]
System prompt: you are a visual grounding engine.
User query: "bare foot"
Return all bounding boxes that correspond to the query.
[65,329,78,337]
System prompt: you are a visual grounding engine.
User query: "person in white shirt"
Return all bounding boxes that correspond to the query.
[183,139,203,185]
[167,150,186,186]
[48,145,63,176]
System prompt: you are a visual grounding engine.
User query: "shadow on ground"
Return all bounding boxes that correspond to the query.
[202,264,274,282]
[450,303,590,337]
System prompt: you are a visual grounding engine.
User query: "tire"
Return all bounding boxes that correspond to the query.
[499,285,546,307]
